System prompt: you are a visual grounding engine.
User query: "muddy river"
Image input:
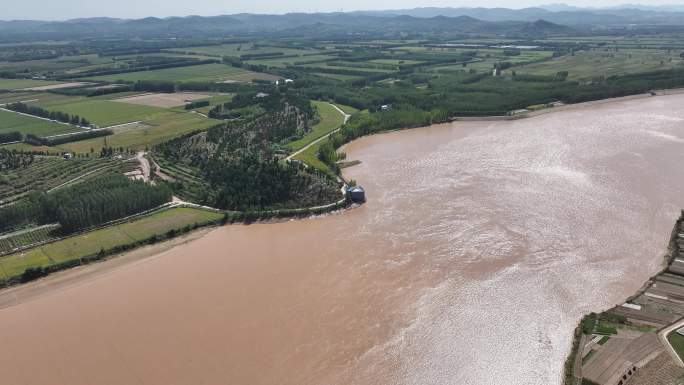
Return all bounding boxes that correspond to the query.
[2,94,684,385]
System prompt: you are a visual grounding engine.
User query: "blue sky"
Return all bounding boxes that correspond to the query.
[3,0,684,20]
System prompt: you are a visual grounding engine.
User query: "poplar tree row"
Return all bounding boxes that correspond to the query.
[0,173,171,234]
[6,102,91,127]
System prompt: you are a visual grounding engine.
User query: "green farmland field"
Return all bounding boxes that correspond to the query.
[0,207,224,281]
[516,48,684,80]
[0,78,61,90]
[294,143,332,174]
[333,103,359,115]
[0,109,83,137]
[311,73,363,81]
[287,101,345,152]
[166,44,315,58]
[34,98,166,127]
[668,331,684,362]
[246,54,336,68]
[57,111,220,152]
[81,63,280,83]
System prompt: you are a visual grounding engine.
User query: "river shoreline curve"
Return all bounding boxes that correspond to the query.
[3,92,684,385]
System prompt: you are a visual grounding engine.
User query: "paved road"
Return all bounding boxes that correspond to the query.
[136,152,151,182]
[330,103,351,123]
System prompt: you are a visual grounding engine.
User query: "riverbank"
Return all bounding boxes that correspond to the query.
[0,226,214,309]
[563,213,684,385]
[451,87,684,122]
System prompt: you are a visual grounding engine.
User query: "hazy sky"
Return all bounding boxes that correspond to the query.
[3,0,684,20]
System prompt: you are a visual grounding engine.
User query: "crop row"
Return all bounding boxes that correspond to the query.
[0,225,59,255]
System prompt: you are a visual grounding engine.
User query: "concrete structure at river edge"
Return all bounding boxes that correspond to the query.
[566,212,684,385]
[348,186,366,203]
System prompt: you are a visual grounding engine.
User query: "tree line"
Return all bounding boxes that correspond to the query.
[0,149,35,171]
[0,131,22,144]
[24,129,111,146]
[6,102,91,127]
[0,173,171,234]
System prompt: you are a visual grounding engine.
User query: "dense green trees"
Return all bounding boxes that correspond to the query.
[0,173,171,233]
[25,129,112,146]
[206,155,310,209]
[0,132,22,144]
[184,100,210,110]
[156,90,340,210]
[0,149,34,171]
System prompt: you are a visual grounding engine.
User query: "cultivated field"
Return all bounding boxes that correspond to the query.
[246,54,336,68]
[0,225,59,255]
[166,43,315,58]
[114,92,214,108]
[516,48,684,80]
[0,157,126,205]
[81,63,280,83]
[33,97,167,127]
[0,78,61,90]
[0,109,84,137]
[56,111,220,152]
[21,82,94,91]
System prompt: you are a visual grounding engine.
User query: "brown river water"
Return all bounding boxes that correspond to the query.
[2,94,684,385]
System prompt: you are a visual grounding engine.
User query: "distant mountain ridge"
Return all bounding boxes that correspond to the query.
[351,5,684,25]
[2,4,684,41]
[0,13,576,40]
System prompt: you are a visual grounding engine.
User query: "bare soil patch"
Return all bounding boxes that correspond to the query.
[114,92,213,108]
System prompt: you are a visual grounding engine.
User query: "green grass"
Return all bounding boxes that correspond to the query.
[0,207,224,280]
[303,64,394,74]
[369,59,423,65]
[311,73,362,81]
[0,225,59,254]
[668,331,684,363]
[0,157,123,204]
[57,111,220,152]
[516,48,684,80]
[35,98,166,127]
[188,94,234,114]
[294,144,331,174]
[594,323,618,335]
[0,109,84,137]
[247,54,336,68]
[81,63,279,83]
[0,78,61,90]
[0,91,37,104]
[287,101,345,152]
[334,103,359,115]
[166,44,315,58]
